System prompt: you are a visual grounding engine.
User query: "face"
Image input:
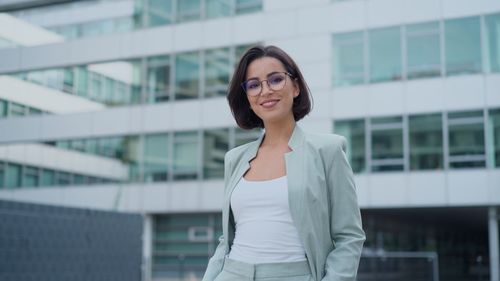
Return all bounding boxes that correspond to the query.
[244,57,299,125]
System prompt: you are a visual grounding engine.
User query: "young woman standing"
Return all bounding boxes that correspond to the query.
[202,45,365,281]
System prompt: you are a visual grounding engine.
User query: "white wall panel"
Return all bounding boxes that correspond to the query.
[331,86,370,119]
[329,1,366,33]
[366,173,408,207]
[173,22,203,52]
[442,75,485,111]
[367,82,406,117]
[407,172,447,206]
[263,10,298,40]
[124,27,175,59]
[201,18,232,49]
[405,78,446,114]
[485,75,500,107]
[232,13,265,44]
[447,170,490,205]
[442,0,500,19]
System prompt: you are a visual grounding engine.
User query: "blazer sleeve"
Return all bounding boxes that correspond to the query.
[321,136,365,281]
[201,151,232,281]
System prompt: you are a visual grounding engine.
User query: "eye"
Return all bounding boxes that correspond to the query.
[245,80,260,90]
[268,74,285,85]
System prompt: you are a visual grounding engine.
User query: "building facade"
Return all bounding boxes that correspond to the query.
[0,0,499,280]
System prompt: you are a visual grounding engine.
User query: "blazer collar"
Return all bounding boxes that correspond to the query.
[242,123,306,164]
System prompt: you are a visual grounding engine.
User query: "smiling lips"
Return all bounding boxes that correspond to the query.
[260,99,280,108]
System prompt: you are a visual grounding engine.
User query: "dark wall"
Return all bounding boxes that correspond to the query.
[0,200,143,281]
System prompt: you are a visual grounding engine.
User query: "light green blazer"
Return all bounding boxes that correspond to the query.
[202,124,365,281]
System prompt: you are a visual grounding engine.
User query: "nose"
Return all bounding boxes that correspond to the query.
[259,80,273,96]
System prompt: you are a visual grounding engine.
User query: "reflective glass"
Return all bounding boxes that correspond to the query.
[147,0,174,26]
[173,131,199,180]
[236,0,262,14]
[371,117,404,171]
[448,111,485,168]
[485,13,500,73]
[23,166,39,187]
[488,109,500,167]
[144,134,170,182]
[56,172,72,186]
[0,163,4,188]
[123,136,141,182]
[9,103,26,117]
[147,56,171,102]
[205,48,231,98]
[203,129,229,179]
[445,17,482,75]
[409,114,443,170]
[206,0,232,18]
[234,128,261,147]
[41,169,55,187]
[406,21,441,79]
[13,60,142,108]
[177,0,201,22]
[332,31,365,86]
[6,163,21,188]
[235,44,253,69]
[334,119,365,173]
[369,27,402,82]
[175,52,200,100]
[0,100,6,117]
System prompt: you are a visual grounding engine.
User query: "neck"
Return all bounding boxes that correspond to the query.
[262,118,296,147]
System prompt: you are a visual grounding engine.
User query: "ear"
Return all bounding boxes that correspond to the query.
[293,79,300,98]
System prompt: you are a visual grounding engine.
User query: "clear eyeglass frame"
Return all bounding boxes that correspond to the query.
[241,72,293,96]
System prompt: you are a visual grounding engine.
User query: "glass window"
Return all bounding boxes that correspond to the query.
[203,129,229,179]
[41,169,55,187]
[9,102,26,117]
[175,52,200,100]
[23,166,40,187]
[0,100,6,117]
[332,31,365,86]
[147,56,171,103]
[371,117,404,172]
[205,48,231,98]
[206,0,232,18]
[235,44,253,69]
[234,128,261,147]
[488,109,500,167]
[409,114,443,170]
[173,131,199,180]
[406,21,441,79]
[445,16,482,75]
[448,111,485,168]
[56,172,72,186]
[74,175,87,185]
[146,0,174,26]
[485,13,500,73]
[0,163,4,188]
[369,27,402,83]
[235,0,262,14]
[334,119,366,173]
[28,107,43,115]
[123,136,141,182]
[144,134,170,182]
[177,0,201,22]
[6,163,21,188]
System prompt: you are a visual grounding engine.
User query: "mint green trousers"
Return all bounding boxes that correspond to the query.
[213,258,313,281]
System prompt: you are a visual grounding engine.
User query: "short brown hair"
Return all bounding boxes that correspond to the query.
[227,45,312,129]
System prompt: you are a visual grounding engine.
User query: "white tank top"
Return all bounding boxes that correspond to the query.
[228,175,307,264]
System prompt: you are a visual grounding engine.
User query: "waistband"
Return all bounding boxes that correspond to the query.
[222,257,311,278]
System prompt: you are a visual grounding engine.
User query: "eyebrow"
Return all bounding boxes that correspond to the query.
[246,71,283,81]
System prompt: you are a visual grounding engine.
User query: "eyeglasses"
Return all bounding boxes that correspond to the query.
[241,72,293,96]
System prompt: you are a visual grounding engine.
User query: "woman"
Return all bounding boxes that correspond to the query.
[202,45,365,281]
